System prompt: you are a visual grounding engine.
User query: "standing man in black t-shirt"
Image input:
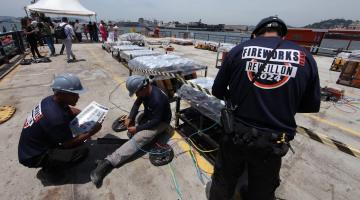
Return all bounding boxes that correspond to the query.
[21,17,43,58]
[90,75,172,188]
[18,73,102,174]
[209,16,320,200]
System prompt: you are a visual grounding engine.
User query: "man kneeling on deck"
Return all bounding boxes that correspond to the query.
[18,73,102,176]
[91,75,171,188]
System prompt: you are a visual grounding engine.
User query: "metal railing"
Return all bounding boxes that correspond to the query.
[159,31,172,38]
[157,30,250,44]
[178,31,249,44]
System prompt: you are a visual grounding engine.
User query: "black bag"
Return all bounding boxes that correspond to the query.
[54,24,67,39]
[20,59,32,65]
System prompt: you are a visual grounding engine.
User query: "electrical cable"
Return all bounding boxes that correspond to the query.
[108,81,130,114]
[191,156,205,184]
[130,138,172,155]
[107,84,219,195]
[169,163,183,200]
[188,138,218,153]
[333,102,357,113]
[189,148,206,185]
[186,122,219,139]
[130,122,219,155]
[107,79,220,154]
[331,96,360,113]
[189,148,212,178]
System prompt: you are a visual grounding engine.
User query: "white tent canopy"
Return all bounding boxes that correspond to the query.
[26,0,96,16]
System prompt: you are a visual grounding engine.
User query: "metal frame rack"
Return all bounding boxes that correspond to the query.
[174,96,222,165]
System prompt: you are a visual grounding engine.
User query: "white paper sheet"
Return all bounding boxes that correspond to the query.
[69,101,108,137]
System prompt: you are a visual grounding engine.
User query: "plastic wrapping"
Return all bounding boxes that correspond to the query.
[177,83,224,123]
[104,41,131,51]
[145,38,170,45]
[336,52,351,59]
[336,50,360,62]
[120,50,161,62]
[113,41,132,46]
[195,40,218,46]
[188,77,214,90]
[107,32,115,43]
[194,40,235,52]
[119,33,145,42]
[348,50,360,61]
[218,44,236,52]
[112,45,146,51]
[194,40,219,51]
[128,54,207,79]
[170,38,194,45]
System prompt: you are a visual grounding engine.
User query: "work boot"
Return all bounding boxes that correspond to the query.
[90,159,113,188]
[36,168,66,185]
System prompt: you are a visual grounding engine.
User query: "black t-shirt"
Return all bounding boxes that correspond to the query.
[129,86,172,132]
[212,36,320,137]
[87,24,93,32]
[18,96,74,166]
[25,26,37,42]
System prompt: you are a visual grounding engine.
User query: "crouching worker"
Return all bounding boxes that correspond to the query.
[18,73,102,176]
[91,75,171,188]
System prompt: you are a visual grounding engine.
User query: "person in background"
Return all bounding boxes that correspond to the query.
[107,21,113,32]
[113,26,119,41]
[39,17,56,56]
[74,19,82,43]
[83,24,88,41]
[87,22,94,42]
[99,20,107,43]
[107,22,115,42]
[154,27,160,38]
[21,17,43,58]
[59,17,77,63]
[2,26,7,33]
[92,22,99,42]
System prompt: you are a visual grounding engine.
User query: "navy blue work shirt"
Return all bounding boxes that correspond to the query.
[129,86,172,132]
[212,36,320,137]
[18,96,75,166]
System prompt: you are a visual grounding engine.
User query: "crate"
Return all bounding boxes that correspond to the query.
[337,60,360,88]
[330,57,347,72]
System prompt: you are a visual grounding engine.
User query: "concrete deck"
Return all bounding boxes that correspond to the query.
[0,42,359,200]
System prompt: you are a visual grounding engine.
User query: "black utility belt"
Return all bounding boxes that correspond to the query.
[231,122,289,145]
[230,122,294,156]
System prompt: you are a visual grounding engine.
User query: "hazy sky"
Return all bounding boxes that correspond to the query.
[2,0,359,27]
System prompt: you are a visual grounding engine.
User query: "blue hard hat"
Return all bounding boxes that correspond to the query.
[126,75,149,97]
[50,73,85,94]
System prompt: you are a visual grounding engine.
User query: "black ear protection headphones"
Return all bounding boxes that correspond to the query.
[143,78,149,86]
[140,78,150,90]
